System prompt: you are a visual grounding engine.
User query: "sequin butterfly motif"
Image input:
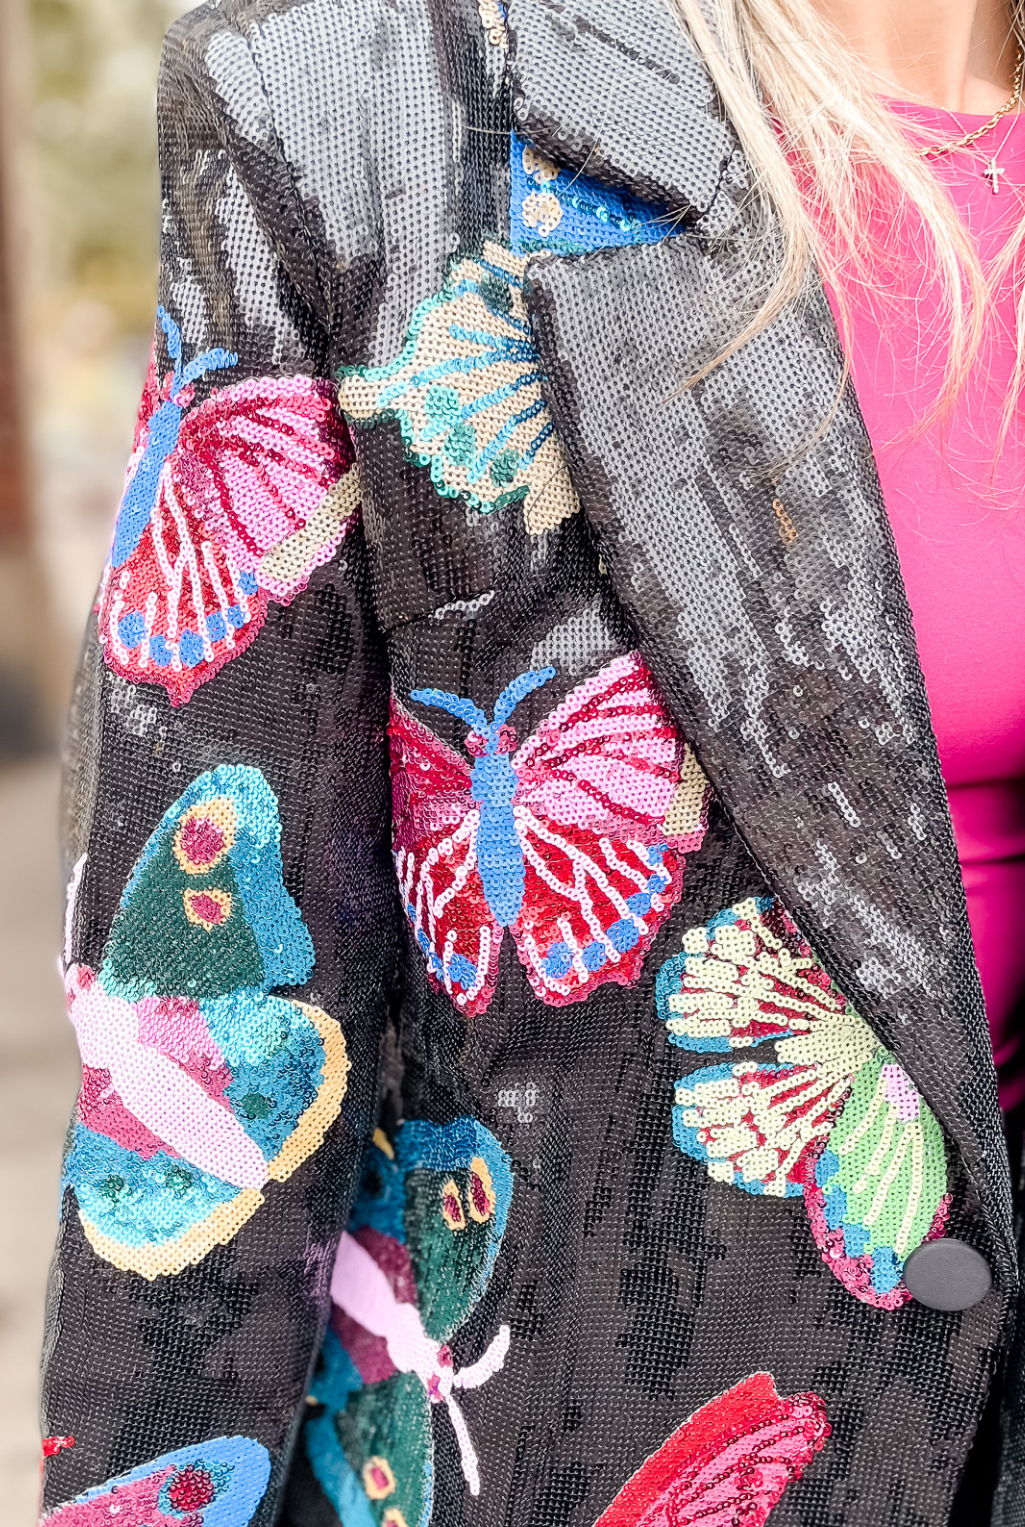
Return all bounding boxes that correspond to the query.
[304,1120,513,1525]
[98,306,359,705]
[337,241,577,534]
[41,1436,271,1526]
[389,651,711,1015]
[62,765,349,1279]
[656,897,950,1308]
[595,1373,828,1527]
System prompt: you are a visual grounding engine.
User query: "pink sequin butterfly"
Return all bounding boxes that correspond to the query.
[97,307,359,705]
[389,650,711,1014]
[595,1372,829,1526]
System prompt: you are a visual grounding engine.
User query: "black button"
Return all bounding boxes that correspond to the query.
[903,1240,992,1311]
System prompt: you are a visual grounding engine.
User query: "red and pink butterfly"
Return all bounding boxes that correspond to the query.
[97,306,359,705]
[595,1372,829,1526]
[389,650,712,1014]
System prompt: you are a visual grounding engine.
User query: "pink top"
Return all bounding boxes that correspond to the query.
[827,102,1025,1110]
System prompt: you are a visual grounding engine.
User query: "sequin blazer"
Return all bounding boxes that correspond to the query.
[39,0,1025,1522]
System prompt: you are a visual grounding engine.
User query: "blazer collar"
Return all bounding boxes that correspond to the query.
[524,223,1015,1281]
[506,0,740,217]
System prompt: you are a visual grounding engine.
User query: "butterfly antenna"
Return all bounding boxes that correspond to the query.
[157,305,182,365]
[452,1323,510,1390]
[444,1393,483,1495]
[493,667,556,726]
[179,348,239,388]
[410,687,489,733]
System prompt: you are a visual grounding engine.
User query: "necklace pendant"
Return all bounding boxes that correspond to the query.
[984,156,1006,193]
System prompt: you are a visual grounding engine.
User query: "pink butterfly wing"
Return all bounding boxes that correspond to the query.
[177,375,358,601]
[509,652,711,1005]
[98,464,269,705]
[98,375,357,706]
[512,651,700,840]
[389,698,503,1015]
[595,1373,829,1527]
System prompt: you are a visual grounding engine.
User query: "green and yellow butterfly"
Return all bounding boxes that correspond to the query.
[655,896,950,1307]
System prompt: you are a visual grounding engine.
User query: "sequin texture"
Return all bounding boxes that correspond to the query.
[39,0,1014,1517]
[390,651,710,1013]
[98,308,360,705]
[337,243,578,533]
[61,766,350,1279]
[657,897,951,1306]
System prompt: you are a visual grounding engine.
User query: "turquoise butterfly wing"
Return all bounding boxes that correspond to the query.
[99,764,313,1000]
[62,765,349,1278]
[336,242,578,534]
[305,1119,513,1523]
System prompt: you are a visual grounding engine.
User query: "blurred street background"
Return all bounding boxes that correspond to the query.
[0,2,199,1520]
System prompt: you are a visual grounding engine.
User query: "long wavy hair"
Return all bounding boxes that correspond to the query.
[670,0,1025,438]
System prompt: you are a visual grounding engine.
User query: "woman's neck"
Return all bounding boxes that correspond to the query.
[810,0,1017,111]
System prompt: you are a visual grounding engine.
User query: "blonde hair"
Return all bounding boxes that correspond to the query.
[669,0,1025,439]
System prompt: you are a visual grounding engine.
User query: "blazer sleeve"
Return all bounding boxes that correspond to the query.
[38,16,397,1522]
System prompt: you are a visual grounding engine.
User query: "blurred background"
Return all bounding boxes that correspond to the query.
[0,1,200,1519]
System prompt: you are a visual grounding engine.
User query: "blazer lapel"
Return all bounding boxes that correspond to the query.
[511,0,1014,1279]
[507,0,736,215]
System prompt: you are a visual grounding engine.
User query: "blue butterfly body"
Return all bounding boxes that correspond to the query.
[111,307,237,568]
[470,750,522,924]
[410,666,556,928]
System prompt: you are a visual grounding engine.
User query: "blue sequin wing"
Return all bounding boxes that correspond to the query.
[510,132,679,255]
[99,765,315,1001]
[64,991,347,1277]
[42,1435,271,1526]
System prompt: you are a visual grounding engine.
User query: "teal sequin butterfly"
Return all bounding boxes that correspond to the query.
[656,896,950,1308]
[304,1119,513,1525]
[336,241,578,534]
[62,765,349,1278]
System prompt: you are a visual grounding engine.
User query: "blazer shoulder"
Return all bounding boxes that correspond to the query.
[157,0,459,353]
[158,0,378,150]
[159,0,446,171]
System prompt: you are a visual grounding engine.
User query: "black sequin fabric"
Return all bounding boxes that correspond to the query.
[38,0,1025,1523]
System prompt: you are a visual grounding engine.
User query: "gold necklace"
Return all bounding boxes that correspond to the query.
[917,39,1024,193]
